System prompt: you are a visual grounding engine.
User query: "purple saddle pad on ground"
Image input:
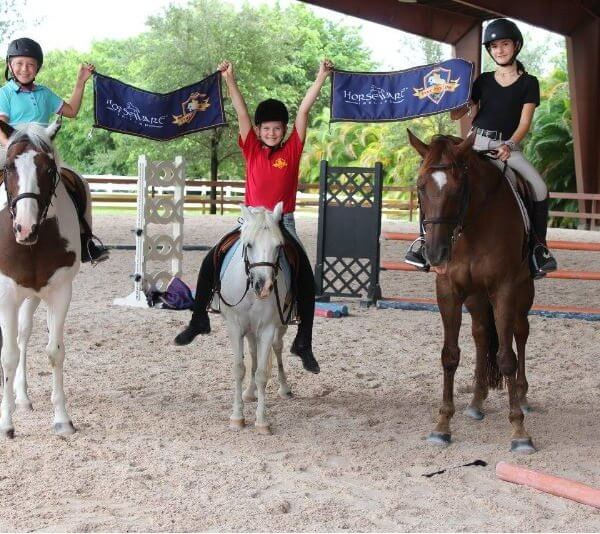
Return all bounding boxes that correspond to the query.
[147,277,194,310]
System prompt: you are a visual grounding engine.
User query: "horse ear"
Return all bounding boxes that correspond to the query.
[272,201,283,222]
[240,204,252,221]
[46,119,62,141]
[456,132,476,158]
[0,119,15,140]
[407,129,429,158]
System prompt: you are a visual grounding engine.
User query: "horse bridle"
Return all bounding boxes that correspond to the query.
[419,160,471,242]
[217,243,294,325]
[3,149,60,225]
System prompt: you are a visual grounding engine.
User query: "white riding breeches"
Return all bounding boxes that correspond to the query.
[474,133,548,201]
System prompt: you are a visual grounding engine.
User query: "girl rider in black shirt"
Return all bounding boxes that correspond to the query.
[405,18,558,279]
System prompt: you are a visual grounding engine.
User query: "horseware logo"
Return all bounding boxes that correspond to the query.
[272,158,288,169]
[172,91,211,126]
[413,67,460,104]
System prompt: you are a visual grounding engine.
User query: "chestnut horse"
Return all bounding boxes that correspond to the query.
[408,130,535,453]
[0,120,80,438]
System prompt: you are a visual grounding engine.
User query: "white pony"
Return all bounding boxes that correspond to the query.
[0,120,80,437]
[215,202,293,434]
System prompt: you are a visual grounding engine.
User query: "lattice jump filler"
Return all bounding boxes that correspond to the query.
[314,160,383,306]
[113,155,185,308]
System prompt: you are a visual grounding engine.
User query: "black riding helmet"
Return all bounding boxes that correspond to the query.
[254,98,289,125]
[483,19,523,65]
[5,37,44,81]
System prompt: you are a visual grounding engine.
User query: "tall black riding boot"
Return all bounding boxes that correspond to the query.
[174,249,215,345]
[280,225,320,374]
[531,198,558,279]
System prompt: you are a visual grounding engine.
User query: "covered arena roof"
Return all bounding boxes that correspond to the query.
[301,0,600,221]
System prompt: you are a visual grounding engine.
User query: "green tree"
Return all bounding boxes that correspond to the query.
[35,0,373,212]
[0,0,27,43]
[524,65,575,227]
[301,35,460,210]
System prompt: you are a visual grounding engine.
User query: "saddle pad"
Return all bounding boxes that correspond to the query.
[486,157,530,235]
[59,166,88,218]
[504,171,531,235]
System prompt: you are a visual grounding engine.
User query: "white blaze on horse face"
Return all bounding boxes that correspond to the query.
[431,170,448,191]
[14,150,40,242]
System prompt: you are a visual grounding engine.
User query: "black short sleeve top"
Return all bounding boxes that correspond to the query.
[471,72,540,140]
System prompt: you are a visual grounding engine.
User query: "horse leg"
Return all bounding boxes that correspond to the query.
[15,297,40,411]
[493,287,535,453]
[274,327,292,399]
[45,284,75,435]
[515,310,531,413]
[255,325,276,435]
[0,304,19,438]
[227,327,246,430]
[464,296,492,420]
[428,290,462,446]
[242,333,258,403]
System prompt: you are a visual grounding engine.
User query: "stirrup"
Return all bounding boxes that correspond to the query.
[87,234,109,266]
[531,243,556,280]
[404,237,429,271]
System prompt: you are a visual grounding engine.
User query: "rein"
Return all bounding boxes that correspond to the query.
[420,161,470,242]
[3,142,60,226]
[420,149,507,242]
[216,244,294,325]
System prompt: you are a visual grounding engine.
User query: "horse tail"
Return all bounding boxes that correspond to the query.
[485,303,503,390]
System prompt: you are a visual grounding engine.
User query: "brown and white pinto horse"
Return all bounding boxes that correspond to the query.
[408,130,536,453]
[0,120,80,438]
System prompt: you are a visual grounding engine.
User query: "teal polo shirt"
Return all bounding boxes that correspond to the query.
[0,79,63,126]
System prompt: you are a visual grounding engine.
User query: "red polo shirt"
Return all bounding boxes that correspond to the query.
[238,127,303,214]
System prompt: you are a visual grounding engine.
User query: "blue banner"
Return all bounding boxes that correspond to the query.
[330,59,473,123]
[93,72,226,141]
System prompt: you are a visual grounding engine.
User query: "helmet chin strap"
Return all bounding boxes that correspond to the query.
[490,41,522,69]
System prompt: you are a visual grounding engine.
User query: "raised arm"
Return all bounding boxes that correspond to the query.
[218,61,252,143]
[295,59,334,143]
[60,63,95,118]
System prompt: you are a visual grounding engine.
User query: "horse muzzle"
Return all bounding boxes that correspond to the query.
[14,222,39,245]
[425,235,452,274]
[253,277,274,299]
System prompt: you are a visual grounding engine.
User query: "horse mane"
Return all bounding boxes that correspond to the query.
[5,123,60,165]
[241,208,284,245]
[422,134,461,168]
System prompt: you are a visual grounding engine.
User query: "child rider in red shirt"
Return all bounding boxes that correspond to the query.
[175,59,333,375]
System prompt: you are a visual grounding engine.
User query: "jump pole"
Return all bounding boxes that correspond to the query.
[381,232,600,252]
[380,261,600,281]
[496,462,600,509]
[377,297,600,321]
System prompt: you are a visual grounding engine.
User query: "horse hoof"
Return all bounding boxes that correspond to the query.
[0,428,15,439]
[255,423,272,435]
[279,389,293,399]
[242,393,257,403]
[464,407,485,420]
[520,403,533,414]
[229,418,245,430]
[16,401,33,412]
[54,422,76,435]
[427,431,451,446]
[511,438,536,454]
